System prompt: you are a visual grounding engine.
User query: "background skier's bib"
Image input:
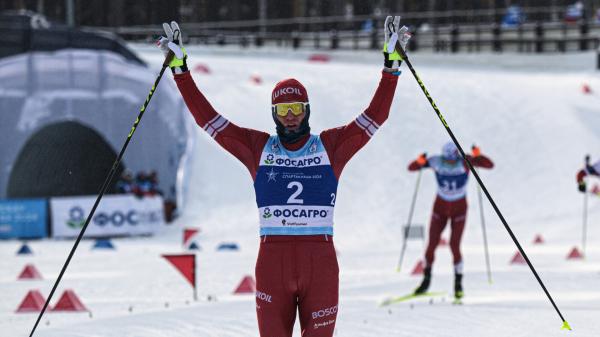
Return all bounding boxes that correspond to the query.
[254,135,338,235]
[429,156,469,202]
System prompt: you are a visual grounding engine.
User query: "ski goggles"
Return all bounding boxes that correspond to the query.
[272,102,307,117]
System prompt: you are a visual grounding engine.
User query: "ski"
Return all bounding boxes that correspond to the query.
[380,291,446,306]
[452,297,464,305]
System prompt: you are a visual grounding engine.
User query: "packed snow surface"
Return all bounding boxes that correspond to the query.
[2,46,600,336]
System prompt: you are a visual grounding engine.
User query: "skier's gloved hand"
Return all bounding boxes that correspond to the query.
[416,152,427,166]
[383,16,411,71]
[158,21,188,74]
[471,145,481,157]
[578,181,586,193]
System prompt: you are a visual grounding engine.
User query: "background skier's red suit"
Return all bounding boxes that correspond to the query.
[408,155,493,267]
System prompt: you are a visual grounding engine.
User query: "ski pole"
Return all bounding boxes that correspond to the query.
[582,155,590,257]
[29,52,174,337]
[397,169,423,272]
[477,179,493,284]
[471,146,493,283]
[394,42,571,330]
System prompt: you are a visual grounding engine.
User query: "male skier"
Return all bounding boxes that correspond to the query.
[576,155,599,193]
[408,142,493,300]
[159,17,410,337]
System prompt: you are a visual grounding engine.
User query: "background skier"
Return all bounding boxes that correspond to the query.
[159,18,410,337]
[576,155,599,193]
[408,142,493,300]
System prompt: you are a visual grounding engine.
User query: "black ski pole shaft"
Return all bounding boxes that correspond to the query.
[394,43,570,330]
[29,52,174,337]
[583,155,590,256]
[477,183,493,284]
[397,169,423,272]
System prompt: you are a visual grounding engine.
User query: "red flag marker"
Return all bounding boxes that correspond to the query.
[183,228,200,246]
[162,253,197,300]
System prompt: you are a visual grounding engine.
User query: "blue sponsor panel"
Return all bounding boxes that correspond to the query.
[254,166,337,207]
[0,199,48,239]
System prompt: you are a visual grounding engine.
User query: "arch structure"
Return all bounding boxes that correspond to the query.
[0,48,195,211]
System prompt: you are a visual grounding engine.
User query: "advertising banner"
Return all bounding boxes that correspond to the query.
[0,199,48,239]
[50,195,164,238]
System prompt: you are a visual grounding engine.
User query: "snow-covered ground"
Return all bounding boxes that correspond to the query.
[2,46,600,336]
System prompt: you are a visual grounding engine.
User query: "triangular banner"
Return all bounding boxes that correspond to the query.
[162,254,196,288]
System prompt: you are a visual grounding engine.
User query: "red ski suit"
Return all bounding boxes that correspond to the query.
[174,70,399,337]
[576,159,600,185]
[408,154,493,268]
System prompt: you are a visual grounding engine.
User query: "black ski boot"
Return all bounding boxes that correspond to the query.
[414,267,431,295]
[454,273,464,300]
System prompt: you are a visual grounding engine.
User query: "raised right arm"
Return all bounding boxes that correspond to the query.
[174,72,269,180]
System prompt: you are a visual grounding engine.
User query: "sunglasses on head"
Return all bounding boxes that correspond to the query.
[272,102,307,117]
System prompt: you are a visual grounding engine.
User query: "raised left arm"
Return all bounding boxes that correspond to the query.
[467,146,494,169]
[320,15,411,179]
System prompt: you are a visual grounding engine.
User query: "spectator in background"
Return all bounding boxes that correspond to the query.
[116,169,134,194]
[596,8,600,23]
[502,5,525,27]
[148,170,163,196]
[115,169,163,198]
[133,172,149,197]
[565,1,584,23]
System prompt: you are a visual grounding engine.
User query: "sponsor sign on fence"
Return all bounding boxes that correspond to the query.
[0,199,48,239]
[50,195,164,238]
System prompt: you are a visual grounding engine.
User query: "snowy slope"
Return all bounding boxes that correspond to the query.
[2,47,600,336]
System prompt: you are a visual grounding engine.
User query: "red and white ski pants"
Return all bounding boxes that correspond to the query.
[255,235,339,337]
[424,196,467,267]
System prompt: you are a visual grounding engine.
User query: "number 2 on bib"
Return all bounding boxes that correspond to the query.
[287,181,304,204]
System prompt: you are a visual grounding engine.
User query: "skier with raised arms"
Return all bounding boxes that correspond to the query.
[159,17,411,337]
[408,142,493,300]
